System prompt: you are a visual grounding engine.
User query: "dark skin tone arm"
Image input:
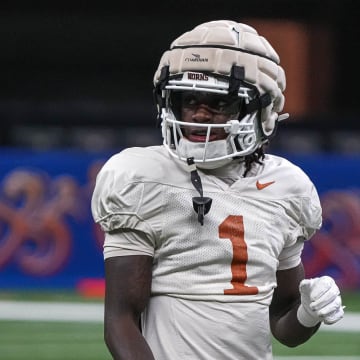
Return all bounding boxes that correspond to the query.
[270,262,321,347]
[104,255,154,360]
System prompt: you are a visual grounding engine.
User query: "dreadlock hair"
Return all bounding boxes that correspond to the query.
[243,146,265,177]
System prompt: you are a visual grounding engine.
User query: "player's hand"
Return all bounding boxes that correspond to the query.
[297,276,344,327]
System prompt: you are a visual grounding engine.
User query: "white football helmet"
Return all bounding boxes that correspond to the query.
[154,20,288,169]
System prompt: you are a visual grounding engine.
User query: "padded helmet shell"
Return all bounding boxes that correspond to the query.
[154,20,286,135]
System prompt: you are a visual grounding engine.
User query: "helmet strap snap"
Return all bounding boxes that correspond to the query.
[186,157,212,225]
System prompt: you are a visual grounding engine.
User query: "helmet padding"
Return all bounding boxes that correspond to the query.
[154,20,288,167]
[154,20,286,128]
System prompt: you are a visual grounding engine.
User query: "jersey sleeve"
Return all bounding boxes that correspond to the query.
[277,239,304,270]
[287,181,322,243]
[279,171,322,270]
[300,182,322,239]
[103,229,154,259]
[91,151,164,257]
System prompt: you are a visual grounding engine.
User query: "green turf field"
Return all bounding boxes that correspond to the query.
[0,320,359,360]
[273,331,360,357]
[0,321,109,360]
[0,291,359,359]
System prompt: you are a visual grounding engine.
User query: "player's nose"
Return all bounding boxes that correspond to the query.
[192,104,213,123]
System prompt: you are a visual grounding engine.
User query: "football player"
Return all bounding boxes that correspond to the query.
[92,20,344,359]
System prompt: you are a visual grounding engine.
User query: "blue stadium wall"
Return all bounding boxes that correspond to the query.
[0,149,359,292]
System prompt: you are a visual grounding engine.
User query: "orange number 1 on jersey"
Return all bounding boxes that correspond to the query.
[219,215,258,295]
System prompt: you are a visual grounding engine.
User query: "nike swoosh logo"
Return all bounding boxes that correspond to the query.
[256,180,275,190]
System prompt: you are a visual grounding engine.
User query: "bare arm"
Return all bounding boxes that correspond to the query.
[269,262,320,347]
[104,255,155,360]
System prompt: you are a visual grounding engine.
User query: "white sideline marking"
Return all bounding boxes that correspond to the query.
[0,300,103,322]
[319,311,360,332]
[0,300,359,333]
[275,357,360,360]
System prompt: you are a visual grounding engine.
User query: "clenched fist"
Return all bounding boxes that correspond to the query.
[297,276,344,327]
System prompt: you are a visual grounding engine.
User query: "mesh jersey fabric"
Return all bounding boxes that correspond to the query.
[91,145,322,359]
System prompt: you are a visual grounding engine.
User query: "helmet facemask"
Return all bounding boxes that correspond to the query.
[159,71,265,169]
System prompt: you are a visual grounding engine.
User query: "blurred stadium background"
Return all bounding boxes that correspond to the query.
[0,1,359,359]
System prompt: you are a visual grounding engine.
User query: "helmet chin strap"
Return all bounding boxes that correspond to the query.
[186,157,212,225]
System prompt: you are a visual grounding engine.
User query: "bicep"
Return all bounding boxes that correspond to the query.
[105,255,153,321]
[103,255,155,358]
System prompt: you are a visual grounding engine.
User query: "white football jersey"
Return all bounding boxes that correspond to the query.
[91,145,322,359]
